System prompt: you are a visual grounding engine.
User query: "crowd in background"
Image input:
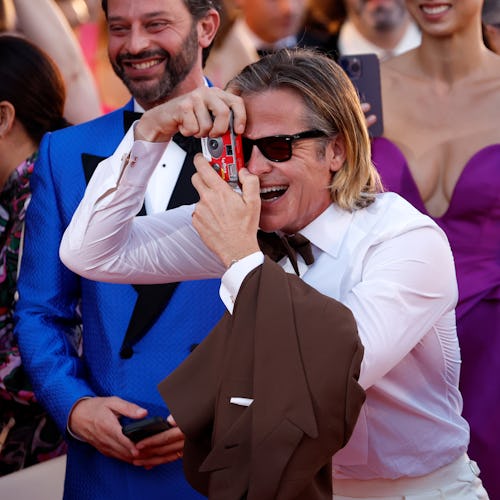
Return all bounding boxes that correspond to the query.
[0,0,498,498]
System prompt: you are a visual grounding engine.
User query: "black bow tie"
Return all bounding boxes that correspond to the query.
[257,230,314,276]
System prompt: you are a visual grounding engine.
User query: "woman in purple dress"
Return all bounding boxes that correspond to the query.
[371,0,500,496]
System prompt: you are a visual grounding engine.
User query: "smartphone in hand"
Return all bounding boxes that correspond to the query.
[122,416,172,443]
[339,53,384,137]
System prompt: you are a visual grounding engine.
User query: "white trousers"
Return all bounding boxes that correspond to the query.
[333,454,489,499]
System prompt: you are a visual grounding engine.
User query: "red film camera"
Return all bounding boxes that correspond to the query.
[201,113,244,187]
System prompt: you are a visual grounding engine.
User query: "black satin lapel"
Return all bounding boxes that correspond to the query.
[120,135,202,359]
[81,153,105,184]
[167,134,201,208]
[123,110,143,131]
[119,282,179,359]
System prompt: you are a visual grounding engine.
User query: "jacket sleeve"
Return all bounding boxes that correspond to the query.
[15,132,95,434]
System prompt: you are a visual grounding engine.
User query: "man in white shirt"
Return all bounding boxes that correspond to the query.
[303,0,420,60]
[60,49,488,499]
[338,0,420,60]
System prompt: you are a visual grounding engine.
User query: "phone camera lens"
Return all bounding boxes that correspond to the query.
[349,59,361,78]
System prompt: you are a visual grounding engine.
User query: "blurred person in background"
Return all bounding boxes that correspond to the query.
[205,0,336,86]
[55,0,131,112]
[0,0,101,123]
[232,0,310,55]
[302,0,420,60]
[482,0,500,53]
[204,0,259,88]
[0,34,70,476]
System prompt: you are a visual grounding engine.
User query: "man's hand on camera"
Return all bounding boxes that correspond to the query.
[134,86,246,143]
[191,156,261,268]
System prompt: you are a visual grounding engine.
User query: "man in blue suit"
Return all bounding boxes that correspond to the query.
[14,0,224,498]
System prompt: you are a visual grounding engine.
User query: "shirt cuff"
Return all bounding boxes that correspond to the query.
[112,136,169,191]
[219,252,264,313]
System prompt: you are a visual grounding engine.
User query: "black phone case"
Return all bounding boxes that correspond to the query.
[122,416,172,443]
[339,54,384,137]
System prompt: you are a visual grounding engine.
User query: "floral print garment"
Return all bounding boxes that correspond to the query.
[0,154,66,475]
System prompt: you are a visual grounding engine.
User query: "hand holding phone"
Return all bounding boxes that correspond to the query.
[121,416,172,443]
[339,53,384,137]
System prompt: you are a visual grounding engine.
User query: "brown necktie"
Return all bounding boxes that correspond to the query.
[257,230,315,276]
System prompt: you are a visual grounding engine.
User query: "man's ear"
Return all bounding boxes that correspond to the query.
[197,9,220,48]
[327,134,347,173]
[0,101,16,138]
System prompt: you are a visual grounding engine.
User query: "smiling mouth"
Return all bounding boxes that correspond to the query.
[123,58,164,71]
[420,4,451,15]
[260,185,288,201]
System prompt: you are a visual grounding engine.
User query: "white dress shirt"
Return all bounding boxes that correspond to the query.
[60,135,470,481]
[130,102,186,214]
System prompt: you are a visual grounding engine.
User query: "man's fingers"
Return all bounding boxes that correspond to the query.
[132,426,185,467]
[192,153,231,191]
[203,87,246,136]
[107,397,148,420]
[366,114,378,129]
[137,87,246,141]
[239,168,261,206]
[177,87,246,138]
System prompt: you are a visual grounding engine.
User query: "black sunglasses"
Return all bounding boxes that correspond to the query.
[241,130,326,163]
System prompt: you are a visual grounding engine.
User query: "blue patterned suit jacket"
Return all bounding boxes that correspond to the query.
[15,101,225,499]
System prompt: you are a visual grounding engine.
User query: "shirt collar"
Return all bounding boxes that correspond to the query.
[299,204,354,260]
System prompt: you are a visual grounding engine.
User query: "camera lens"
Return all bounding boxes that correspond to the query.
[349,59,361,78]
[208,138,223,158]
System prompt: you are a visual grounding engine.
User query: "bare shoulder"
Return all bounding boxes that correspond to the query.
[479,51,500,92]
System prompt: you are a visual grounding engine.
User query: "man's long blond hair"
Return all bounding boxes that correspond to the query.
[228,48,382,211]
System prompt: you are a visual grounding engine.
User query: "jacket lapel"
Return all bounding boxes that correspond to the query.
[167,132,200,208]
[120,134,200,358]
[80,114,201,359]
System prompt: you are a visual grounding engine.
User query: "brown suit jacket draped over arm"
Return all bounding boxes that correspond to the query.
[158,257,365,500]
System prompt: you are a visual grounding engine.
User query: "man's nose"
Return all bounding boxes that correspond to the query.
[125,26,151,54]
[246,147,274,175]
